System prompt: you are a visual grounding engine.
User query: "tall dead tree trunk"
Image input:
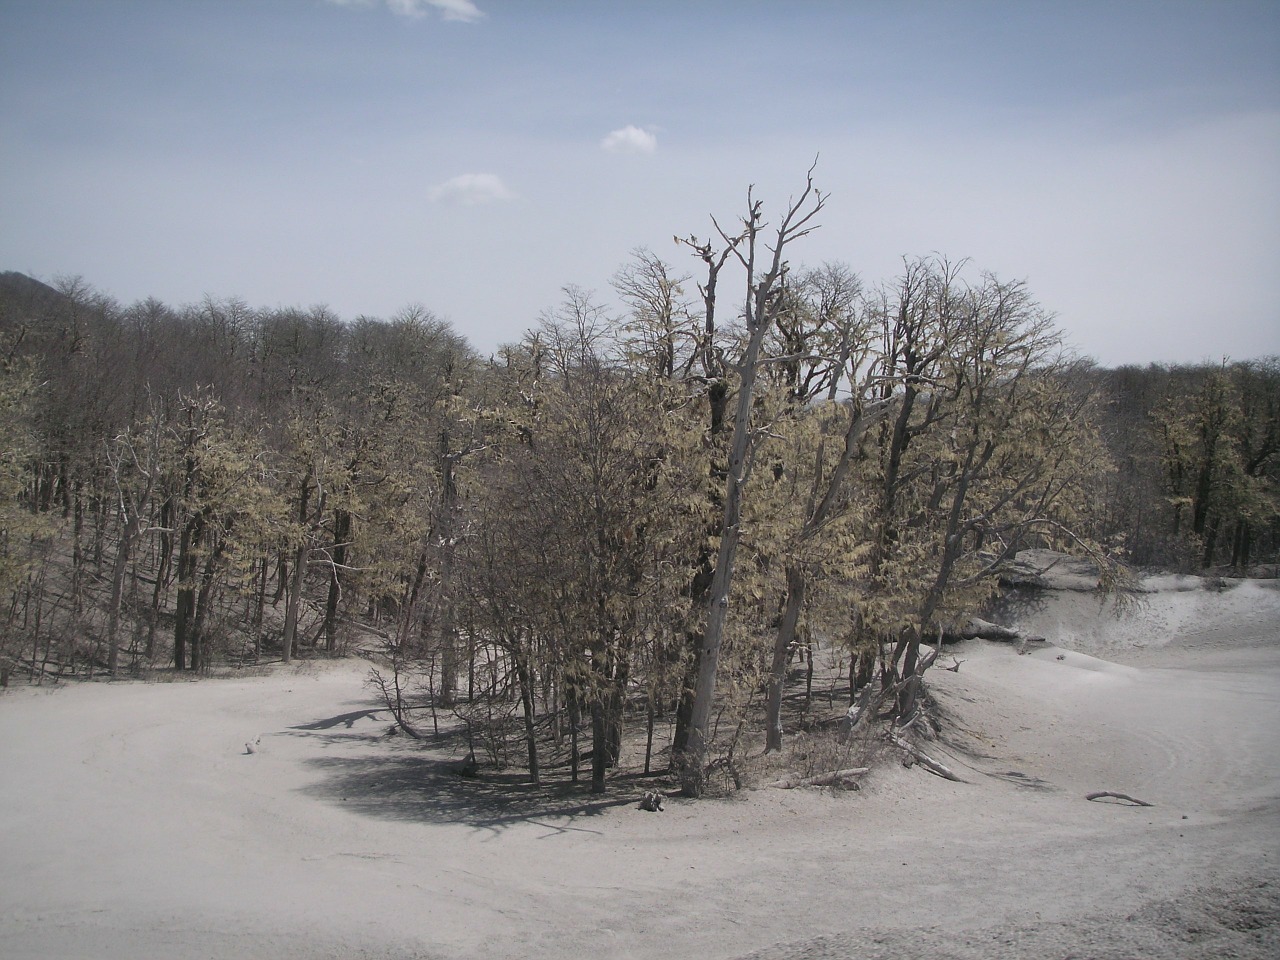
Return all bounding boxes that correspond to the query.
[671,236,734,760]
[680,168,826,796]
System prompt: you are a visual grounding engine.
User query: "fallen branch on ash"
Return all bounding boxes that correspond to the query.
[770,767,869,790]
[891,732,965,783]
[1086,791,1152,807]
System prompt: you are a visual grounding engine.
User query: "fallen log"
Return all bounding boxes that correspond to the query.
[1086,791,1152,807]
[770,767,870,790]
[960,617,1022,641]
[891,733,965,783]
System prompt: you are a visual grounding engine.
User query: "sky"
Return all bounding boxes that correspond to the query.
[1,0,1277,366]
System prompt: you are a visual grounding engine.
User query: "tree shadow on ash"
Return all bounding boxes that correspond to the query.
[292,706,641,834]
[277,702,398,747]
[293,707,387,730]
[299,753,638,835]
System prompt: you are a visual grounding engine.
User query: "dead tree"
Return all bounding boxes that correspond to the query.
[680,165,827,796]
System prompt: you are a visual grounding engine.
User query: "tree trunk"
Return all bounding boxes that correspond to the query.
[602,651,630,768]
[682,300,771,795]
[323,509,351,654]
[272,551,288,603]
[672,639,697,754]
[190,528,227,672]
[173,513,204,671]
[896,629,922,721]
[765,563,806,752]
[568,683,581,783]
[1202,514,1220,567]
[282,542,307,664]
[514,653,540,786]
[147,497,174,662]
[254,557,268,635]
[105,516,139,676]
[435,435,460,704]
[71,484,85,609]
[282,474,314,664]
[590,700,607,794]
[644,695,656,775]
[1192,454,1214,538]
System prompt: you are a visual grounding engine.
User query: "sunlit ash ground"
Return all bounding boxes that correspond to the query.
[2,577,1278,960]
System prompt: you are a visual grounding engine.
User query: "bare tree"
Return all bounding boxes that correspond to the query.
[679,166,827,796]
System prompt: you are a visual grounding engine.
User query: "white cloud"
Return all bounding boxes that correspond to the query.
[327,0,484,22]
[423,0,484,21]
[601,125,657,155]
[428,173,514,205]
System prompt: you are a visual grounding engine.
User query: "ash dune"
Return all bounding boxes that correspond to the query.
[2,577,1277,960]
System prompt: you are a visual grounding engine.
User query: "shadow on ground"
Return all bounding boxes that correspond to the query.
[291,703,651,833]
[300,753,644,834]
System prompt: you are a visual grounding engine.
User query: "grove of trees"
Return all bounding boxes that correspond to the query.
[2,176,1277,795]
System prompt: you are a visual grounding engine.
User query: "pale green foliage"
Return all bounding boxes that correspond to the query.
[185,403,288,600]
[475,306,705,692]
[868,269,1112,637]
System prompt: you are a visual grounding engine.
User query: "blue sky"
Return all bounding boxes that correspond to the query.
[1,0,1277,365]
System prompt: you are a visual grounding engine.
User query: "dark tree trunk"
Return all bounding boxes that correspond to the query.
[644,695,656,776]
[105,515,139,676]
[765,563,806,752]
[71,484,85,608]
[435,432,461,704]
[254,557,268,634]
[853,637,877,692]
[282,474,314,664]
[190,528,227,672]
[282,542,307,663]
[173,513,204,671]
[602,651,630,768]
[567,683,581,783]
[323,509,351,654]
[896,630,922,722]
[590,701,607,794]
[1192,425,1218,541]
[273,551,288,603]
[1232,520,1252,570]
[671,637,700,758]
[514,653,540,785]
[1203,514,1221,568]
[148,496,174,662]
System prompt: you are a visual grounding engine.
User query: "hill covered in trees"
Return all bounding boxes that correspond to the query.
[1,184,1276,796]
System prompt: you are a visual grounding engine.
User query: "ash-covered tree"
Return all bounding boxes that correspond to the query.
[754,277,894,752]
[1152,359,1280,569]
[468,290,701,792]
[863,261,1116,722]
[679,167,827,796]
[0,348,60,681]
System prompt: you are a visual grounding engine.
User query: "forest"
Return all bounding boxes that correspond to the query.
[2,180,1277,797]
